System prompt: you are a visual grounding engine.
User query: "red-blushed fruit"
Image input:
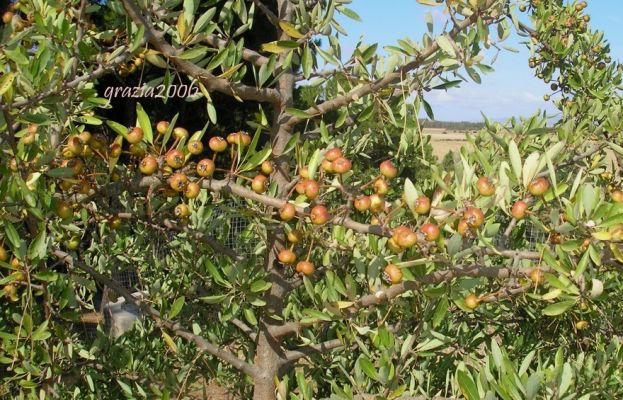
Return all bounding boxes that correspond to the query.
[261,160,274,175]
[187,140,204,155]
[127,127,144,144]
[55,200,73,219]
[174,203,191,218]
[511,200,528,220]
[78,130,92,145]
[463,207,485,228]
[251,175,267,194]
[321,159,334,173]
[295,181,306,195]
[369,194,385,213]
[457,219,470,237]
[27,124,37,135]
[169,173,188,192]
[611,190,623,203]
[173,127,189,140]
[61,158,85,175]
[196,159,215,178]
[240,133,251,146]
[384,264,402,284]
[67,136,84,155]
[464,293,480,310]
[184,182,200,199]
[420,223,440,242]
[310,205,330,225]
[209,136,227,152]
[370,216,381,225]
[414,195,431,215]
[21,130,35,145]
[108,216,122,230]
[299,166,309,179]
[227,132,240,145]
[395,226,418,248]
[287,229,303,244]
[379,160,398,179]
[296,261,315,276]
[1,11,13,24]
[528,177,550,196]
[354,196,371,212]
[129,143,146,157]
[165,149,185,169]
[387,238,403,253]
[279,203,297,221]
[303,179,320,200]
[277,249,296,265]
[324,147,342,162]
[156,121,169,135]
[139,155,158,175]
[476,177,495,197]
[529,268,545,285]
[9,257,20,270]
[374,179,389,195]
[332,157,352,174]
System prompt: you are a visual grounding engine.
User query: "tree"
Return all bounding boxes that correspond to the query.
[1,0,623,398]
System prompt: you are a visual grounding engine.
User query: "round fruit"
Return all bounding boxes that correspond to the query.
[261,160,274,175]
[129,143,146,157]
[464,207,485,228]
[62,158,85,175]
[174,203,191,218]
[527,177,550,196]
[420,223,440,242]
[384,264,402,284]
[139,155,158,175]
[354,196,371,212]
[379,160,398,179]
[287,229,303,244]
[55,200,73,219]
[476,177,495,197]
[303,179,320,200]
[184,182,201,199]
[321,159,334,173]
[78,130,91,145]
[279,203,297,221]
[310,205,330,225]
[187,140,204,155]
[66,236,80,250]
[387,238,402,253]
[10,257,20,269]
[395,226,418,248]
[3,284,17,299]
[295,181,306,195]
[277,249,296,265]
[0,246,8,262]
[529,268,545,285]
[414,196,431,215]
[575,320,589,330]
[21,130,35,145]
[156,121,169,135]
[209,136,227,152]
[173,127,189,140]
[165,149,185,169]
[299,166,309,179]
[226,132,240,145]
[511,200,528,220]
[251,175,267,194]
[332,157,352,174]
[374,179,389,195]
[169,173,188,192]
[67,136,84,155]
[240,133,251,146]
[196,159,215,178]
[127,127,144,144]
[108,216,122,230]
[324,147,342,162]
[457,219,470,237]
[296,261,315,276]
[611,190,623,203]
[369,194,385,213]
[2,12,13,24]
[464,293,480,310]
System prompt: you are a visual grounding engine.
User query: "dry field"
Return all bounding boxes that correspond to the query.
[423,128,472,160]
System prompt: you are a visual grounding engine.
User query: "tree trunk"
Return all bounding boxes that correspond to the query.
[252,0,294,398]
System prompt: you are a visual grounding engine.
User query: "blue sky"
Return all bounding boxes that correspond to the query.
[335,1,623,122]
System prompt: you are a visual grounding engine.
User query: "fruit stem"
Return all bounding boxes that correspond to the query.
[306,237,314,261]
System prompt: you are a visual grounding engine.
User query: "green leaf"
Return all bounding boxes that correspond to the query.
[403,178,419,215]
[542,300,575,316]
[303,309,332,321]
[358,357,380,382]
[457,370,479,400]
[27,229,47,260]
[4,222,20,249]
[200,294,228,304]
[285,107,314,119]
[250,280,272,293]
[302,46,313,79]
[307,149,321,179]
[278,21,304,39]
[136,103,153,144]
[508,140,522,181]
[436,35,456,57]
[169,296,185,319]
[106,120,129,139]
[244,308,258,326]
[574,249,590,278]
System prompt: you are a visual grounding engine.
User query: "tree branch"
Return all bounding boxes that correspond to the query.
[53,250,260,379]
[121,0,281,104]
[251,0,280,28]
[284,0,498,128]
[284,338,344,362]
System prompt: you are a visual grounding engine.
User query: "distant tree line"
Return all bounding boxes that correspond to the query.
[421,119,485,131]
